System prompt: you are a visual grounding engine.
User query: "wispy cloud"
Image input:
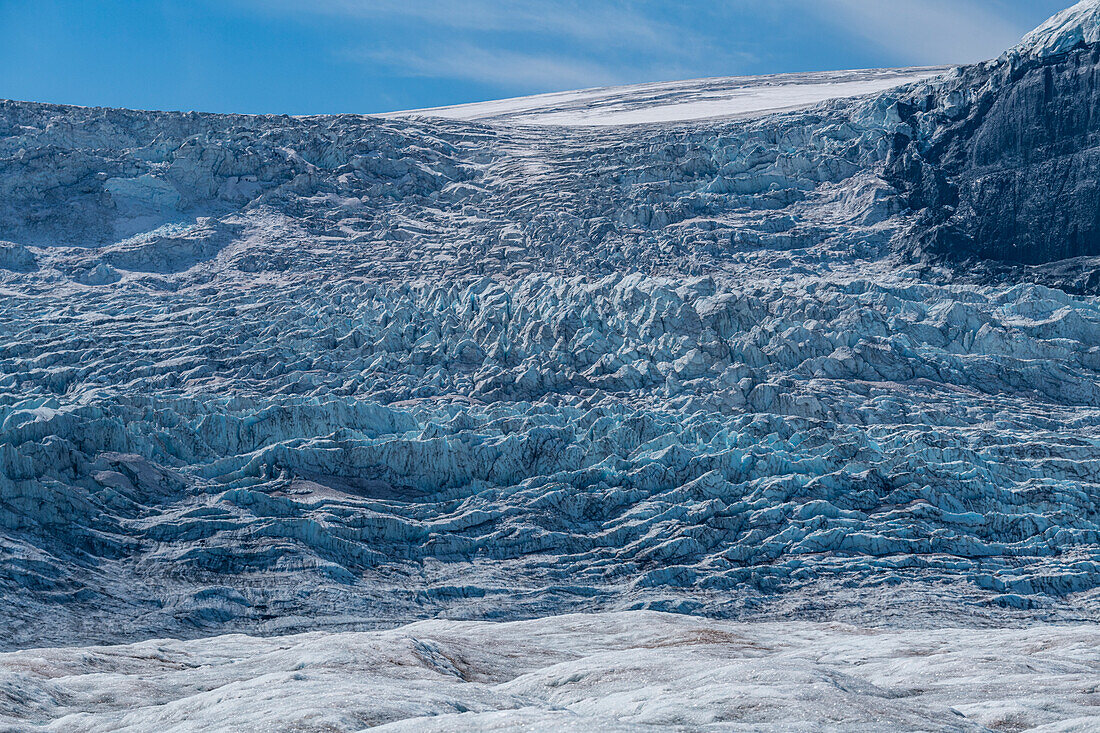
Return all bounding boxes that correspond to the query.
[231,0,1053,99]
[349,44,629,89]
[244,0,721,92]
[807,0,1030,64]
[259,0,677,49]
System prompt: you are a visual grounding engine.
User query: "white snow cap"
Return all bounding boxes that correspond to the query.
[1017,0,1100,57]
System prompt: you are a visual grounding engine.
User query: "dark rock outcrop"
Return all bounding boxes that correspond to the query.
[888,40,1100,285]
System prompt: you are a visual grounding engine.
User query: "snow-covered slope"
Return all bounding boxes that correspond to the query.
[1015,0,1100,57]
[388,67,948,126]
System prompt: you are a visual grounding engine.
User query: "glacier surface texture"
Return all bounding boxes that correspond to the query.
[5,2,1100,730]
[3,612,1100,732]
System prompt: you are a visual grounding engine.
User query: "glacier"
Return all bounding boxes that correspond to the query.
[4,2,1100,730]
[3,612,1099,732]
[1015,0,1100,59]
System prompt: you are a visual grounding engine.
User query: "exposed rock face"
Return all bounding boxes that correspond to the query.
[887,4,1100,282]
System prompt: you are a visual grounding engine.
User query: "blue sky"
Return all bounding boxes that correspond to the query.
[0,0,1072,114]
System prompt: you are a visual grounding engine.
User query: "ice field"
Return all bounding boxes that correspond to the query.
[4,2,1100,730]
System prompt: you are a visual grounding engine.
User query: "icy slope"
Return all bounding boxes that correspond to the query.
[0,84,918,272]
[388,67,947,126]
[4,1,1100,654]
[3,612,1098,732]
[1015,0,1100,57]
[5,271,1100,647]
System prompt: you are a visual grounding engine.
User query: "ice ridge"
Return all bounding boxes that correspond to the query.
[1016,0,1100,58]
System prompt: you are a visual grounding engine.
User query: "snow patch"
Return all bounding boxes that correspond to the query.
[388,68,948,126]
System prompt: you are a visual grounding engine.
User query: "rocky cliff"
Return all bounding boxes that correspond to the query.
[888,0,1100,291]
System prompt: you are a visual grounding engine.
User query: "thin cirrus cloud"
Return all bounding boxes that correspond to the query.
[245,0,726,90]
[806,0,1036,64]
[239,0,1060,96]
[349,45,631,90]
[259,0,679,48]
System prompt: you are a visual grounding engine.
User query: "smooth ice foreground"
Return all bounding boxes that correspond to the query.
[3,612,1099,732]
[6,1,1100,729]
